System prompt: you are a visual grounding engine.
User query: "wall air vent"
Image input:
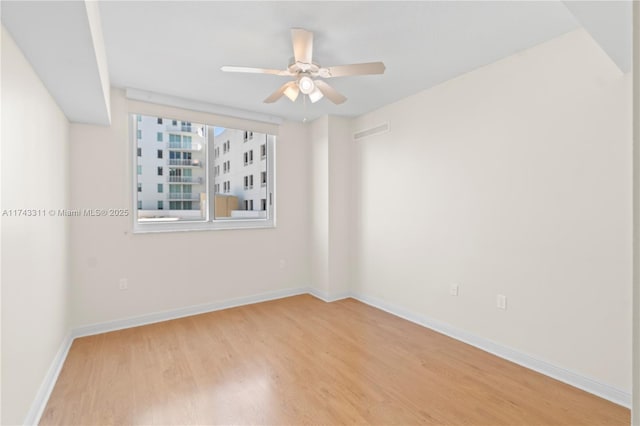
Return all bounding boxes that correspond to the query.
[353,122,390,141]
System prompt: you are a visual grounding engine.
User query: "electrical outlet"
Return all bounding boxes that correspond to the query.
[119,278,128,290]
[496,294,507,310]
[450,284,459,296]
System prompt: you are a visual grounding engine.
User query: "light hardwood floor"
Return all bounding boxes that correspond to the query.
[41,295,629,425]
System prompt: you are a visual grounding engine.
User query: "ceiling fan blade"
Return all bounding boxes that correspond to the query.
[264,81,298,103]
[291,28,313,64]
[314,80,347,104]
[319,62,386,78]
[221,66,291,76]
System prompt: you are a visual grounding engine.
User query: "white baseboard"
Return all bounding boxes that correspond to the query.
[308,287,351,303]
[351,292,632,409]
[23,332,73,426]
[72,286,308,338]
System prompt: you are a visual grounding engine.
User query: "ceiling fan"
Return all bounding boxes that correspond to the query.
[221,28,386,105]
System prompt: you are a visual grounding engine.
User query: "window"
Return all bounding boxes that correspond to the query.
[183,135,192,149]
[243,150,254,165]
[261,144,266,159]
[137,129,142,139]
[133,114,275,232]
[138,183,142,192]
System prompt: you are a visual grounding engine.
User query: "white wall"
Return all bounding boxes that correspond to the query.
[327,116,353,298]
[310,116,330,297]
[633,3,640,422]
[69,89,311,327]
[351,28,632,393]
[309,116,352,300]
[1,26,71,425]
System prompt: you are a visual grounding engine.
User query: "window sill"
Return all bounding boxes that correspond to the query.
[132,218,275,234]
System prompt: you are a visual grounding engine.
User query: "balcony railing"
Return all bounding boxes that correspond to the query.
[168,176,203,184]
[168,159,201,167]
[168,141,203,151]
[166,124,196,133]
[168,193,201,200]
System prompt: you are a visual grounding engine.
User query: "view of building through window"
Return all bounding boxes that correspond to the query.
[212,127,268,220]
[134,114,272,225]
[136,115,207,221]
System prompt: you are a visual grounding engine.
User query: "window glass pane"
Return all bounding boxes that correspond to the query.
[212,127,270,220]
[135,114,207,222]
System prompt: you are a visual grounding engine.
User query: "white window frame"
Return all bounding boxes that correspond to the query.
[130,113,276,233]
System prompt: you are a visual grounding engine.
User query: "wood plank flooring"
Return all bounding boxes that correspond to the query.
[41,295,630,425]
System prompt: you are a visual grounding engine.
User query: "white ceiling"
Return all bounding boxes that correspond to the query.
[1,1,632,124]
[2,1,111,124]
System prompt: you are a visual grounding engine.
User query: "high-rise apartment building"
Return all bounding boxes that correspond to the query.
[212,128,269,219]
[136,115,206,219]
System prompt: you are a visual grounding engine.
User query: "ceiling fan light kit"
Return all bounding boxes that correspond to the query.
[221,28,386,106]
